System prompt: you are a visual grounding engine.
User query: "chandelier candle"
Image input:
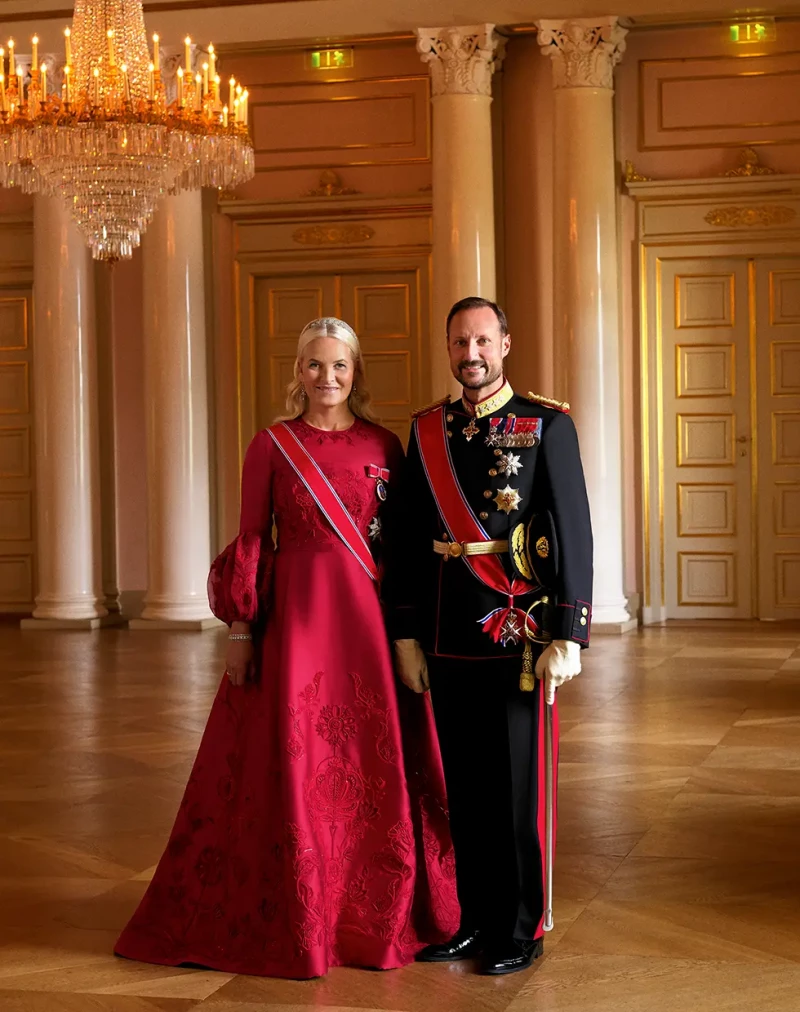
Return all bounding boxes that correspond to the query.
[0,0,254,261]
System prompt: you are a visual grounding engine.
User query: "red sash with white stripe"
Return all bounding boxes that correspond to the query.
[268,422,379,583]
[415,406,537,644]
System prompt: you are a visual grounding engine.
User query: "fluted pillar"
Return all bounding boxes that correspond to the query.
[130,190,217,630]
[537,18,636,632]
[22,197,108,629]
[417,25,504,400]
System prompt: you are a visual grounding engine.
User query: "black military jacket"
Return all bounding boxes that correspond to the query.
[384,382,593,660]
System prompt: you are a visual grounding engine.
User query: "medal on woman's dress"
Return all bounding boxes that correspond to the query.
[367,464,390,501]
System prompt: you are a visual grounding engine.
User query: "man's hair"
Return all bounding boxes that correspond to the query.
[446,296,509,338]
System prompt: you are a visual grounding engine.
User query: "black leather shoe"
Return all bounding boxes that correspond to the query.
[480,937,544,975]
[416,928,482,962]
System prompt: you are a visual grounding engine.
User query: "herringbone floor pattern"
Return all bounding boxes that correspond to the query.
[1,620,799,1011]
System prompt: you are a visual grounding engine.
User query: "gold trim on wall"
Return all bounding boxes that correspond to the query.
[675,343,736,398]
[0,297,28,352]
[677,482,737,537]
[656,257,666,606]
[0,361,29,415]
[773,481,800,537]
[775,552,800,606]
[705,206,797,228]
[771,409,800,465]
[674,271,735,328]
[292,225,376,245]
[641,243,651,608]
[638,52,800,151]
[676,412,736,467]
[748,259,759,617]
[677,550,738,607]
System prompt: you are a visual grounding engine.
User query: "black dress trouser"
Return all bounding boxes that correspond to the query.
[427,656,546,944]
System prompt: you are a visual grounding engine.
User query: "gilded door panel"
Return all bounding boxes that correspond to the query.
[251,273,337,431]
[662,259,752,618]
[755,258,800,618]
[0,287,34,611]
[241,262,427,448]
[339,268,422,443]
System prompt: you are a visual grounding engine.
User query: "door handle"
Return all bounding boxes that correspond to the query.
[736,435,749,443]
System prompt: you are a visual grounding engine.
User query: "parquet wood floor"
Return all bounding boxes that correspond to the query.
[1,620,799,1011]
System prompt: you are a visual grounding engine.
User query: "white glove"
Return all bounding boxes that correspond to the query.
[393,639,430,694]
[535,639,582,705]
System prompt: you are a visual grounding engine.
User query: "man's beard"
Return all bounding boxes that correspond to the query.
[457,359,503,390]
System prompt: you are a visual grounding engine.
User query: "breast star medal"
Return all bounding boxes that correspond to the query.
[497,451,522,476]
[368,516,382,541]
[463,417,480,441]
[494,485,522,514]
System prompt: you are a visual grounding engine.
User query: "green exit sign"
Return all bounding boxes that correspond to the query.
[307,47,354,70]
[729,18,776,43]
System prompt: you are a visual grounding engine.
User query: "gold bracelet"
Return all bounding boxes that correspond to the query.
[228,632,252,641]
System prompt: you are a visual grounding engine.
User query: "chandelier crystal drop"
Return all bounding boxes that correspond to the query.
[0,0,254,261]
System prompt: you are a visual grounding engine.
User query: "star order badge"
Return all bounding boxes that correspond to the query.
[367,516,382,541]
[463,417,480,441]
[500,612,523,646]
[497,452,522,476]
[494,485,522,514]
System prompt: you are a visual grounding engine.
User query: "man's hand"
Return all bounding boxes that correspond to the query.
[535,639,581,705]
[393,639,430,693]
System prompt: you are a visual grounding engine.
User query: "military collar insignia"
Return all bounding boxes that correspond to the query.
[462,379,514,420]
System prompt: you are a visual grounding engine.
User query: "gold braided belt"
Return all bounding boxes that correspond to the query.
[433,538,509,559]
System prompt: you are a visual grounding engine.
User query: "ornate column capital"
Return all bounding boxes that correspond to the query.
[416,24,505,98]
[536,17,627,89]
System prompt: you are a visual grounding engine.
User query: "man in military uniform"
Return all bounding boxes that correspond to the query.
[386,296,593,975]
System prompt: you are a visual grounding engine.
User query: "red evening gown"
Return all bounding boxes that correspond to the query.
[115,417,459,979]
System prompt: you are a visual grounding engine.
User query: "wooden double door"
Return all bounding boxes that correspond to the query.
[659,254,800,618]
[241,257,429,446]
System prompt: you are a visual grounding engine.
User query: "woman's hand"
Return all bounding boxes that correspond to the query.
[225,623,253,687]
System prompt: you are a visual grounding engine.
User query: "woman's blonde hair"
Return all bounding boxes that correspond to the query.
[280,317,378,423]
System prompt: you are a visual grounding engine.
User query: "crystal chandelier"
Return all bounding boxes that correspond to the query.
[0,0,254,260]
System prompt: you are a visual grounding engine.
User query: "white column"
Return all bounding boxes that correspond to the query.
[130,190,217,630]
[23,197,108,628]
[537,18,636,632]
[417,25,505,400]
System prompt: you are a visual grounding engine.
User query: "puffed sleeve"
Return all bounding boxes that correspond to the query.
[207,430,275,625]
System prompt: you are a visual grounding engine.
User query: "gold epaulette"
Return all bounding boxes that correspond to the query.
[411,395,451,418]
[526,391,570,414]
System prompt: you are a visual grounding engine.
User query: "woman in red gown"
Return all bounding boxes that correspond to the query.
[115,317,459,979]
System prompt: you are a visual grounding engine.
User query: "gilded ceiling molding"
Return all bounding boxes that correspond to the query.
[536,17,627,89]
[416,24,505,98]
[292,224,375,245]
[722,147,778,177]
[302,170,360,198]
[625,160,651,182]
[704,205,796,228]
